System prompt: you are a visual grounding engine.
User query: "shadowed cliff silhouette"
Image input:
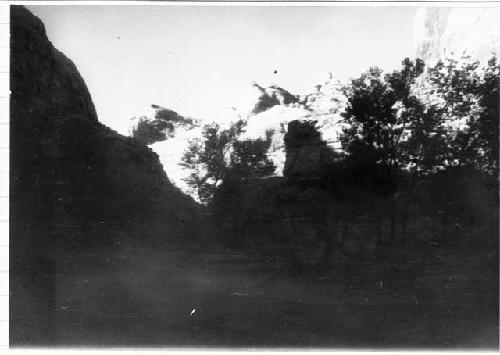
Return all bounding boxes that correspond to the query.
[10,6,201,345]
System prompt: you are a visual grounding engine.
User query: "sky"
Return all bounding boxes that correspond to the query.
[27,5,418,135]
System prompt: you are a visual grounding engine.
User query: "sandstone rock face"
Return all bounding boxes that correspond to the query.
[10,5,198,239]
[130,105,201,145]
[414,7,500,66]
[10,6,98,124]
[249,82,299,115]
[138,77,346,199]
[239,104,312,177]
[283,120,334,178]
[128,105,203,194]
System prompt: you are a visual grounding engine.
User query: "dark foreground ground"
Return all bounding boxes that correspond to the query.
[11,232,499,348]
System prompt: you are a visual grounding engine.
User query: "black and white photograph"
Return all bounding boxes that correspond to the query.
[8,2,500,348]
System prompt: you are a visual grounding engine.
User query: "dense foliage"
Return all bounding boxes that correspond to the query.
[181,121,275,203]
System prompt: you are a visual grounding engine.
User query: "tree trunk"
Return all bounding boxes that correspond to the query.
[401,203,409,243]
[373,212,383,246]
[337,216,347,248]
[312,210,331,268]
[440,209,451,241]
[321,225,332,267]
[390,207,397,243]
[402,175,417,244]
[289,216,299,242]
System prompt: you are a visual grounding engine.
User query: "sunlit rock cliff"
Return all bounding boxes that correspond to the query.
[130,105,201,145]
[414,7,500,65]
[134,75,347,198]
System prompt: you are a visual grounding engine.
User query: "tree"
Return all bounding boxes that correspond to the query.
[377,56,499,240]
[341,66,395,170]
[340,59,425,243]
[180,120,275,204]
[409,56,500,238]
[229,130,275,180]
[179,137,208,202]
[475,57,499,175]
[180,121,243,203]
[341,59,425,173]
[416,56,499,175]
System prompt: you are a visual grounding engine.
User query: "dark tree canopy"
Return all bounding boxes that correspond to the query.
[341,60,425,174]
[181,120,275,203]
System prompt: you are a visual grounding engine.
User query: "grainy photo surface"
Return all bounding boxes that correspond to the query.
[9,3,499,348]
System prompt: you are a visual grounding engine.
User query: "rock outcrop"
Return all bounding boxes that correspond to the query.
[11,5,198,233]
[414,7,500,66]
[10,1,201,306]
[137,77,347,199]
[250,82,299,115]
[283,120,336,178]
[130,105,200,145]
